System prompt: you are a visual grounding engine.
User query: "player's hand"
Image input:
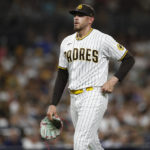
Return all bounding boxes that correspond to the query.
[47,105,58,120]
[101,76,119,94]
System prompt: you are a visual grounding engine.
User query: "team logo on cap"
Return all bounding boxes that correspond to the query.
[117,43,124,51]
[77,4,82,10]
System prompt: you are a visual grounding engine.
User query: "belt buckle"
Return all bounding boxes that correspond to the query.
[86,87,93,91]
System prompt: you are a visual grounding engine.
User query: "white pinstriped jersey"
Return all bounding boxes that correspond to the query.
[58,28,128,90]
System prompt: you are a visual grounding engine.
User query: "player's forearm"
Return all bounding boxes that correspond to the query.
[51,68,68,106]
[114,52,135,82]
[109,76,119,85]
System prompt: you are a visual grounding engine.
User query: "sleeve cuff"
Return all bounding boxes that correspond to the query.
[58,66,67,70]
[119,50,128,61]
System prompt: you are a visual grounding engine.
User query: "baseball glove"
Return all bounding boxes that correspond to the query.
[40,116,63,140]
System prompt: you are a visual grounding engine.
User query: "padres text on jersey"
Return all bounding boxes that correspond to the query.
[64,48,98,63]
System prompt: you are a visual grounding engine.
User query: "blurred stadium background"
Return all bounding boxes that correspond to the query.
[0,0,150,150]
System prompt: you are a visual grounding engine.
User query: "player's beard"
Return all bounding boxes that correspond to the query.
[74,26,81,32]
[74,24,85,32]
[74,28,80,32]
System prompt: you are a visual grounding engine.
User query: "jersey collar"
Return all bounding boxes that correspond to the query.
[76,28,93,41]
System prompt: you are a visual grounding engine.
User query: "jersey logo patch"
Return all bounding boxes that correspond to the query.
[117,44,124,51]
[67,43,72,45]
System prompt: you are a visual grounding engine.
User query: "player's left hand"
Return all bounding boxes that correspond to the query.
[101,76,119,93]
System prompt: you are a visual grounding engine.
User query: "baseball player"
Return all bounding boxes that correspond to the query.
[47,4,135,150]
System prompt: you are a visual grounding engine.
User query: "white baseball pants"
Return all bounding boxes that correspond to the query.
[70,87,108,150]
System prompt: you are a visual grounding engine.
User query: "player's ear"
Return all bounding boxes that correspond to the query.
[89,17,94,25]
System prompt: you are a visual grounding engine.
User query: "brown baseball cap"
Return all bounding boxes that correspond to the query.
[69,4,95,17]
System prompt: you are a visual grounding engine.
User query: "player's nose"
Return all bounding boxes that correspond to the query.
[74,15,79,19]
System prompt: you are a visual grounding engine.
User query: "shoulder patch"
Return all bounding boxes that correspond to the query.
[117,43,124,51]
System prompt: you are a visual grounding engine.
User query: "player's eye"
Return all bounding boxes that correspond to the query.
[78,14,85,17]
[73,13,85,17]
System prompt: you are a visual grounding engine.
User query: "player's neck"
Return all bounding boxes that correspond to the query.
[77,26,92,38]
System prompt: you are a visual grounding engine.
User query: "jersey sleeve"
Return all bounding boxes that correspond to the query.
[102,35,128,61]
[58,40,68,70]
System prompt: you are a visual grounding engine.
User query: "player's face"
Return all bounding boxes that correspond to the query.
[73,14,92,31]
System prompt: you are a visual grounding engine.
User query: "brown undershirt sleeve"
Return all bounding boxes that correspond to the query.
[114,51,135,82]
[51,68,68,106]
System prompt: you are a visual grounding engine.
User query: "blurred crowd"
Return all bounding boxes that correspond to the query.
[0,0,150,149]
